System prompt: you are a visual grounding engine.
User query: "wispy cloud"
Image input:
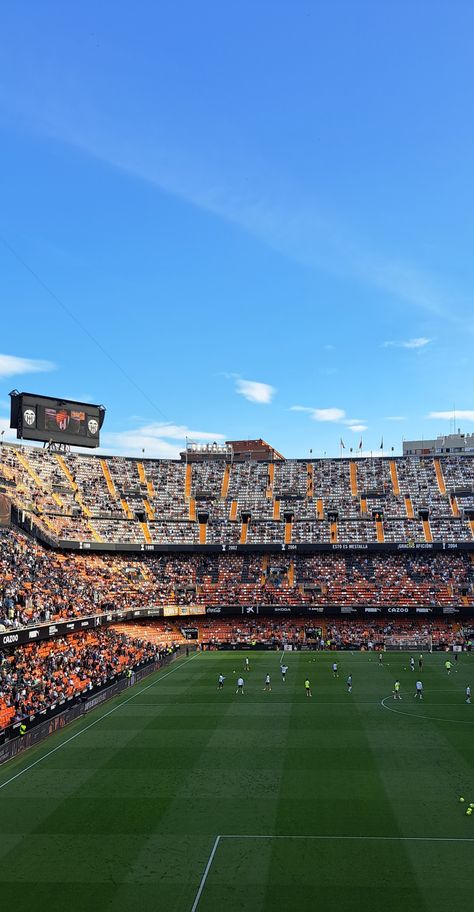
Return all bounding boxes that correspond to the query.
[3,45,470,339]
[4,83,462,327]
[0,353,56,378]
[101,422,226,458]
[291,407,369,432]
[385,415,407,421]
[235,378,275,404]
[291,406,346,422]
[346,423,367,432]
[383,337,431,350]
[429,410,474,421]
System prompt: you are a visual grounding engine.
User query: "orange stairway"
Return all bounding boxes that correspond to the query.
[16,450,64,511]
[389,460,400,495]
[120,498,134,520]
[199,521,207,544]
[185,463,192,499]
[450,495,460,517]
[284,518,293,544]
[316,498,324,520]
[375,517,384,542]
[140,521,152,544]
[405,496,414,519]
[469,519,474,539]
[137,462,146,485]
[330,520,338,543]
[240,518,249,544]
[261,554,269,586]
[266,463,275,499]
[360,496,367,514]
[221,464,231,498]
[189,497,197,521]
[144,498,155,521]
[55,454,102,541]
[230,500,238,521]
[273,499,281,520]
[434,458,446,494]
[288,558,295,587]
[306,464,314,498]
[422,518,433,543]
[349,462,358,496]
[101,460,117,499]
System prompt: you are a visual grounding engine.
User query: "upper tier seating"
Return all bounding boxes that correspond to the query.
[1,445,473,546]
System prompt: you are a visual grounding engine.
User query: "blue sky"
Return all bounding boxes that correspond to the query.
[0,0,473,458]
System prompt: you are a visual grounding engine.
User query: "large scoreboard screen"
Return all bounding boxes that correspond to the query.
[10,392,105,448]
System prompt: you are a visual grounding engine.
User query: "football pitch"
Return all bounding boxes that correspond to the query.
[0,649,473,912]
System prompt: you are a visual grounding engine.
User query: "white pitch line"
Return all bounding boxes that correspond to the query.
[189,830,474,908]
[380,696,474,725]
[0,653,198,792]
[190,835,221,912]
[220,833,474,843]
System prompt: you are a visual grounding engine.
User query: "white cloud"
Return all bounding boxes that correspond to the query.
[428,410,474,421]
[101,422,226,458]
[383,338,431,349]
[0,354,56,378]
[131,422,225,442]
[235,378,275,404]
[385,416,406,421]
[342,417,365,427]
[346,424,367,433]
[291,406,346,422]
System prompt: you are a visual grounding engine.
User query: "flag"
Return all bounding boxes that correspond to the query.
[340,438,345,449]
[380,436,384,449]
[358,438,363,450]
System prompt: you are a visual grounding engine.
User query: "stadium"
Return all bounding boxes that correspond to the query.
[2,3,474,909]
[1,430,473,910]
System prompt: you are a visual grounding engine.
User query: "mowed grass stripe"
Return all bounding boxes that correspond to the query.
[0,650,473,912]
[261,652,426,911]
[0,653,199,788]
[110,650,296,911]
[0,655,203,910]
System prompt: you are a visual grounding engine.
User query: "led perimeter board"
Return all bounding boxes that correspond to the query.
[10,392,105,448]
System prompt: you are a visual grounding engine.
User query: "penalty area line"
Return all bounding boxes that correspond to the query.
[220,833,474,843]
[191,835,221,912]
[189,831,474,909]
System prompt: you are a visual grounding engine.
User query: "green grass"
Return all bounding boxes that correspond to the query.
[0,649,473,911]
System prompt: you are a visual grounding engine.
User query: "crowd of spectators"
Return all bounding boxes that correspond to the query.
[0,628,160,730]
[1,530,473,636]
[114,617,470,651]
